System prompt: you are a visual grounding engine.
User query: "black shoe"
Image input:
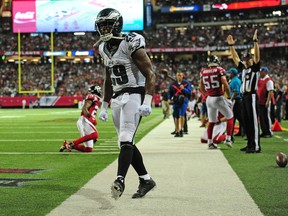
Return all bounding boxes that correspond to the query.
[245,148,262,154]
[240,146,247,151]
[183,131,188,134]
[260,134,272,138]
[234,133,241,137]
[171,131,176,135]
[174,132,180,137]
[255,149,262,153]
[179,130,183,137]
[132,178,156,199]
[245,148,255,153]
[111,178,125,200]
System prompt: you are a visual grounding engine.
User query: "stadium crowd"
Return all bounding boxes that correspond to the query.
[0,1,288,113]
[1,21,287,51]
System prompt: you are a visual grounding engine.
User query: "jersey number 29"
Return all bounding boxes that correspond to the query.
[110,65,128,85]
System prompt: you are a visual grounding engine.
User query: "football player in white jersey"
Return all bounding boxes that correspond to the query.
[59,85,101,152]
[95,8,156,200]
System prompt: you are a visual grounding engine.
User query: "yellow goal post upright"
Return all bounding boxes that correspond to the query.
[17,31,55,97]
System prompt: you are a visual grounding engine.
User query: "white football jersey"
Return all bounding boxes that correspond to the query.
[98,32,146,92]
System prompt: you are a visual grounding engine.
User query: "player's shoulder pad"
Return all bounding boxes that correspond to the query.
[218,66,226,74]
[124,32,145,53]
[85,93,97,101]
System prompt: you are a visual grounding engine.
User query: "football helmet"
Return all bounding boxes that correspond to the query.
[88,85,102,97]
[94,8,123,45]
[207,55,220,67]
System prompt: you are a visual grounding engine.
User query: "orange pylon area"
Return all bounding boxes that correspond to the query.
[272,119,282,132]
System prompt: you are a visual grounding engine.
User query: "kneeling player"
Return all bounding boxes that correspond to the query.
[200,112,227,145]
[59,85,102,152]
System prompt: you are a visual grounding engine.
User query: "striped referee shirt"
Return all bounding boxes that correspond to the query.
[238,61,260,94]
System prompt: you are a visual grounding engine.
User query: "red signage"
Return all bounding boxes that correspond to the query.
[12,0,36,33]
[212,0,281,10]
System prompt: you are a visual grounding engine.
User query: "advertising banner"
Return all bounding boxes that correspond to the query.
[12,0,144,33]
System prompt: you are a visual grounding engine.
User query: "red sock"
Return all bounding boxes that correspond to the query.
[72,132,98,152]
[73,145,93,152]
[207,122,215,140]
[226,118,234,136]
[73,132,98,145]
[214,134,226,144]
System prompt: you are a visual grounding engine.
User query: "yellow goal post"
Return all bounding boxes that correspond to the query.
[17,31,55,97]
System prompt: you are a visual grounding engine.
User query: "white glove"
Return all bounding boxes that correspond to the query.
[139,94,152,117]
[99,101,109,122]
[139,104,152,117]
[99,110,108,122]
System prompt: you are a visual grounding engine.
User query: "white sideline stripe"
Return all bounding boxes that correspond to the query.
[0,139,117,142]
[47,117,264,216]
[0,152,119,155]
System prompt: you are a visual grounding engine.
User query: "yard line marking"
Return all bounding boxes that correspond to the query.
[0,132,77,134]
[0,116,24,118]
[0,152,119,155]
[0,126,76,129]
[49,110,79,114]
[0,139,117,142]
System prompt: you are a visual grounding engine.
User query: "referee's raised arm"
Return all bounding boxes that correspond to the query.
[227,35,240,67]
[253,29,260,64]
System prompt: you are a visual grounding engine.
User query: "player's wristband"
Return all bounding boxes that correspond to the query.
[101,101,109,110]
[253,39,258,42]
[143,94,153,105]
[228,44,234,46]
[86,113,91,118]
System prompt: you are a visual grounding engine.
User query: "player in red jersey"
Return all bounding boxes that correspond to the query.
[59,85,102,152]
[199,55,234,149]
[200,112,227,144]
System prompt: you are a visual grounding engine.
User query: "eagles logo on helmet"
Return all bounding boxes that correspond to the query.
[207,55,221,67]
[94,8,124,46]
[88,85,102,97]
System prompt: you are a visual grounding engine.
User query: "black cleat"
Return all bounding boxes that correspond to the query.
[111,178,125,200]
[132,178,156,199]
[59,140,71,152]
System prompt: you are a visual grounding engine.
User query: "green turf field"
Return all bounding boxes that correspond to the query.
[0,108,163,216]
[222,120,288,216]
[0,108,288,215]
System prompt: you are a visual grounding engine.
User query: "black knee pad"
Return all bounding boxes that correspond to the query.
[120,141,134,149]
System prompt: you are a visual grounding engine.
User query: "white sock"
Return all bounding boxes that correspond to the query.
[139,174,150,180]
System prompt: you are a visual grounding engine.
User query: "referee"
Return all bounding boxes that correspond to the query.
[227,29,261,153]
